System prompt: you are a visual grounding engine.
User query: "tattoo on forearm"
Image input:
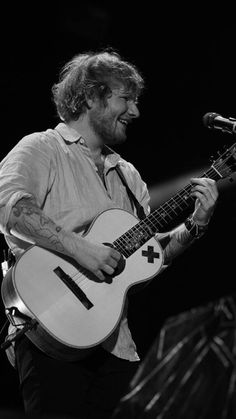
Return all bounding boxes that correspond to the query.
[175,229,195,245]
[11,198,65,252]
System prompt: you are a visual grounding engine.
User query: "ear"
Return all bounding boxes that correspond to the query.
[86,98,93,109]
[85,93,97,110]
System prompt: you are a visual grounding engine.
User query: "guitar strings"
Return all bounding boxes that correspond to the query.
[113,164,223,256]
[56,151,235,286]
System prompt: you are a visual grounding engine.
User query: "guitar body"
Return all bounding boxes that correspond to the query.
[1,208,164,361]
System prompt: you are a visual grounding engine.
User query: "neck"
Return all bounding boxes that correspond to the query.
[67,119,105,165]
[67,118,103,156]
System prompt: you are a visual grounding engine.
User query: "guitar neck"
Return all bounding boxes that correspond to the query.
[146,164,222,233]
[113,165,223,258]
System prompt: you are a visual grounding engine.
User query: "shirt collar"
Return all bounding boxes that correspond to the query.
[54,122,122,167]
[55,122,83,143]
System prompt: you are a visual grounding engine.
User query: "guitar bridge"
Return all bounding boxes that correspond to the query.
[53,266,93,310]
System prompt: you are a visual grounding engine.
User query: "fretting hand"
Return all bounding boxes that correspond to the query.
[190,177,218,225]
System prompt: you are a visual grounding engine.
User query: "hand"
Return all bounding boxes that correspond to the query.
[190,177,218,225]
[72,237,121,282]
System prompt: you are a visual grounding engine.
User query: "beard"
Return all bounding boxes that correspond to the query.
[89,106,127,146]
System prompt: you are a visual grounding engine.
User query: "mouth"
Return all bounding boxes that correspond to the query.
[118,118,129,127]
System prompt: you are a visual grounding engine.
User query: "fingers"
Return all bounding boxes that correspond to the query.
[190,177,219,225]
[95,263,117,282]
[95,245,121,282]
[102,248,121,275]
[107,257,119,269]
[192,188,214,208]
[96,270,106,282]
[190,178,218,204]
[110,248,121,262]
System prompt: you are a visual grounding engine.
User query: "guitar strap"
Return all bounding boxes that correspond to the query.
[115,165,146,220]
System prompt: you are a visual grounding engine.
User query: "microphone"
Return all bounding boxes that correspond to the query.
[203,112,236,134]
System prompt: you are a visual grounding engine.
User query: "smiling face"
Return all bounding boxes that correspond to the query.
[88,83,140,146]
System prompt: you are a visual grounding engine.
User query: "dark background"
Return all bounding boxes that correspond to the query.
[1,2,236,412]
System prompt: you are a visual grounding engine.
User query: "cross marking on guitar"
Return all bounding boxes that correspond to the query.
[142,246,160,263]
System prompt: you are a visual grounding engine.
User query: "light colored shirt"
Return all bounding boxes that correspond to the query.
[0,122,152,365]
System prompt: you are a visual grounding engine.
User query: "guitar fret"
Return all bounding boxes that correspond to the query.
[164,198,180,215]
[114,238,130,257]
[114,223,156,257]
[143,217,158,232]
[211,165,223,178]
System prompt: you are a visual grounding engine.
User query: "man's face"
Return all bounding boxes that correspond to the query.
[88,84,140,146]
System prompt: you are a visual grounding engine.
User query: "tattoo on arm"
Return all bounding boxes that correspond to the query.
[163,225,195,264]
[10,197,65,252]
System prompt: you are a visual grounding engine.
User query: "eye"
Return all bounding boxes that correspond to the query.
[119,95,139,106]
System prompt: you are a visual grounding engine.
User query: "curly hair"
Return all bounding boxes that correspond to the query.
[51,49,145,122]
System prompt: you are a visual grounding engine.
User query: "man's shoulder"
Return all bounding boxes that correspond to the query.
[17,128,61,152]
[21,127,57,143]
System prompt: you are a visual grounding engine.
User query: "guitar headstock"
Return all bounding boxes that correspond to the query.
[211,143,236,180]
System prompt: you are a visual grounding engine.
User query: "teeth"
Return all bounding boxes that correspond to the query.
[119,119,128,125]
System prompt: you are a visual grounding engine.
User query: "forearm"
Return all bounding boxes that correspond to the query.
[8,197,80,259]
[163,222,197,265]
[7,197,121,281]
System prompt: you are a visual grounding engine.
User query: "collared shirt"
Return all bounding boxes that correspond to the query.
[0,122,151,365]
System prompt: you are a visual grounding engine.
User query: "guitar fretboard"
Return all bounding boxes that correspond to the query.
[113,147,235,258]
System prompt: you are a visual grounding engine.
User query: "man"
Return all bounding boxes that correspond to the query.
[0,50,218,418]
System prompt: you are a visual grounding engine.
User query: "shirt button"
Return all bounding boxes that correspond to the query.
[79,138,85,145]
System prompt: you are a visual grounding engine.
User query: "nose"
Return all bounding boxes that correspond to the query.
[128,100,140,119]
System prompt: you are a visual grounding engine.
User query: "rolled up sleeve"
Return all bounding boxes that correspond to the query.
[0,134,53,235]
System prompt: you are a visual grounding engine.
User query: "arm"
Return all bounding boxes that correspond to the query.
[8,196,121,282]
[163,177,218,264]
[120,164,218,264]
